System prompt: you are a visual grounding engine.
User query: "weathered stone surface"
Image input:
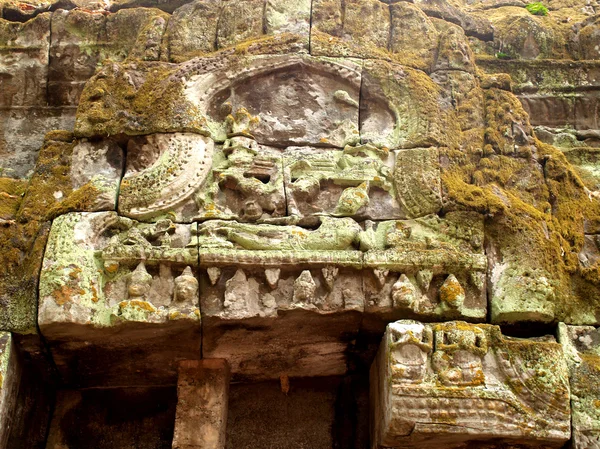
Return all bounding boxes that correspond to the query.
[172,359,230,449]
[311,0,391,59]
[48,8,169,106]
[414,0,494,40]
[433,21,476,73]
[75,54,361,147]
[0,107,75,178]
[371,320,571,448]
[559,323,600,449]
[162,0,220,62]
[39,212,201,386]
[0,333,19,448]
[0,127,119,336]
[0,13,50,108]
[363,213,487,328]
[431,71,485,138]
[216,0,263,50]
[360,61,459,149]
[390,3,438,71]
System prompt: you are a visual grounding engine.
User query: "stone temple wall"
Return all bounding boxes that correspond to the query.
[1,0,600,447]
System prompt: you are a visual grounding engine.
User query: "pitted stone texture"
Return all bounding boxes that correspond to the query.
[360,61,459,149]
[362,212,486,329]
[0,333,19,448]
[371,320,571,448]
[39,212,201,386]
[48,8,169,107]
[0,13,50,108]
[558,323,600,449]
[75,54,361,148]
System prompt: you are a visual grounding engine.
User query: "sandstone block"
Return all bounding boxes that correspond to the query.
[371,320,571,448]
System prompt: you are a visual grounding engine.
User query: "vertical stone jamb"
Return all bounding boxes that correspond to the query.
[172,359,230,449]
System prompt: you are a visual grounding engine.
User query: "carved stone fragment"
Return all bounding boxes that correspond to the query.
[558,323,600,449]
[362,212,487,327]
[38,212,201,386]
[284,144,401,224]
[371,320,571,448]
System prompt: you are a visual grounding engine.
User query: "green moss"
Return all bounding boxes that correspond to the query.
[525,2,549,15]
[0,177,27,221]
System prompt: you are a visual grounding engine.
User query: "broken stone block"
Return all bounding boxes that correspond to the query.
[360,61,459,149]
[18,132,124,219]
[198,218,364,380]
[0,332,19,447]
[558,323,600,449]
[38,212,201,386]
[362,212,486,329]
[284,144,402,225]
[75,54,361,148]
[172,359,230,449]
[118,133,286,223]
[371,320,571,448]
[0,13,50,108]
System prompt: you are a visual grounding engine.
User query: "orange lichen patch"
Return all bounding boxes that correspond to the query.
[440,282,464,305]
[52,285,82,306]
[90,285,99,303]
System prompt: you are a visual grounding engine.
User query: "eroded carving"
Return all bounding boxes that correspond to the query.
[372,320,571,448]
